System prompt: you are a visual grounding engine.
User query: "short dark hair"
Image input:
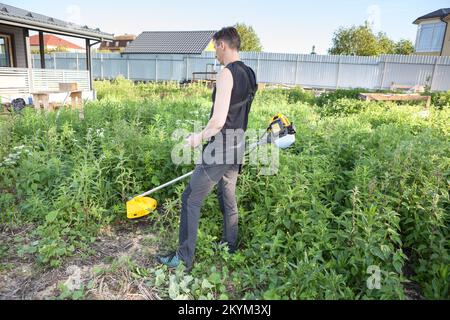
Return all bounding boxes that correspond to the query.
[213,27,241,51]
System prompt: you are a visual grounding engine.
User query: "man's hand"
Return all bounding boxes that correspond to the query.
[185,133,203,148]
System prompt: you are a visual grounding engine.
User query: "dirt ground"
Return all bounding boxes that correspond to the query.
[0,220,164,300]
[0,221,423,300]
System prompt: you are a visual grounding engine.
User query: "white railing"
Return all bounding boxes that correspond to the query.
[0,67,30,96]
[31,69,90,92]
[0,67,90,98]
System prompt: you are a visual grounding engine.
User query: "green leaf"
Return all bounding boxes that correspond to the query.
[72,290,84,300]
[151,176,160,186]
[370,247,385,261]
[393,261,403,274]
[168,281,180,300]
[208,272,222,285]
[155,270,166,286]
[46,211,58,223]
[201,279,214,290]
[219,293,229,300]
[28,245,37,254]
[263,289,280,300]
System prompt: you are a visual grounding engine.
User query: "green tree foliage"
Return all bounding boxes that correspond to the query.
[329,22,414,56]
[376,32,395,54]
[234,23,263,52]
[394,39,415,55]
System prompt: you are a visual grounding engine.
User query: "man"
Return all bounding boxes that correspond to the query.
[157,27,257,271]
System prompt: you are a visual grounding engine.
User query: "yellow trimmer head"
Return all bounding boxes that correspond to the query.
[126,197,158,220]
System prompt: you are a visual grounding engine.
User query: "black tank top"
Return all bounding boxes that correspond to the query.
[203,61,257,166]
[210,61,257,131]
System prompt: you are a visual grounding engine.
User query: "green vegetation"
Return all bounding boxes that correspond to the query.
[1,79,448,300]
[329,22,415,56]
[234,23,263,52]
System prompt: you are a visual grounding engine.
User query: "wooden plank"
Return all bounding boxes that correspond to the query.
[59,83,78,92]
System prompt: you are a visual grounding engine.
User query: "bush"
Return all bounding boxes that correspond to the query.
[315,89,368,107]
[430,91,450,110]
[287,87,316,105]
[315,98,382,117]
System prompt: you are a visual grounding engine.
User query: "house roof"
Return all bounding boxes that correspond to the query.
[123,31,216,54]
[413,8,450,24]
[0,3,114,40]
[29,34,84,49]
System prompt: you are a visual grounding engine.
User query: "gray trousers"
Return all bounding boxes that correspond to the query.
[177,163,240,268]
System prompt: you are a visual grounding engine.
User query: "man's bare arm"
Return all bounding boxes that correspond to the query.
[186,68,234,148]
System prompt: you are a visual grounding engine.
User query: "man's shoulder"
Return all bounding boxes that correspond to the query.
[217,67,233,80]
[222,61,256,84]
[216,68,233,87]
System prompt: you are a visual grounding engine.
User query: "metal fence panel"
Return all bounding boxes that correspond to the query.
[31,52,450,91]
[433,56,450,91]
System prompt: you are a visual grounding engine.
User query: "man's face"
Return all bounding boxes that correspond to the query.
[214,40,225,65]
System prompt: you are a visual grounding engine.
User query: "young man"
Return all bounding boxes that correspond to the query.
[158,27,257,271]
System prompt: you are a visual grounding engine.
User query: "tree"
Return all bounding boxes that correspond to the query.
[328,22,414,56]
[234,23,262,52]
[394,39,415,55]
[329,23,379,56]
[376,32,395,54]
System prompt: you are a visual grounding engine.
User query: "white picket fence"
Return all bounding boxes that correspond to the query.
[31,52,450,92]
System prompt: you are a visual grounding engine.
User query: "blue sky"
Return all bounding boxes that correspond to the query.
[5,0,450,54]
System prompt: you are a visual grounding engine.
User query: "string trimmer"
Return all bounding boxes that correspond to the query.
[126,113,296,219]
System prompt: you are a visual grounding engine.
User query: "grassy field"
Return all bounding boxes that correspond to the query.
[0,79,449,300]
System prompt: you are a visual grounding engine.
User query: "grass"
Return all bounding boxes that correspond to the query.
[0,78,448,300]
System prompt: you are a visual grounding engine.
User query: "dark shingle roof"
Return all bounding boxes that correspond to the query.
[413,8,450,24]
[123,31,216,54]
[0,3,113,40]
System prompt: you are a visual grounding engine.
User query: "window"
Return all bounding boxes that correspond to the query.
[0,34,13,67]
[415,21,446,52]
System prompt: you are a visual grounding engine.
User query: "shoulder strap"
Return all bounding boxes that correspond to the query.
[225,63,256,110]
[235,63,257,96]
[233,63,257,132]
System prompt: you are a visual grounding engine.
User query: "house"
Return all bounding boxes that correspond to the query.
[413,8,450,56]
[98,34,136,52]
[29,34,85,53]
[122,30,217,81]
[0,2,113,105]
